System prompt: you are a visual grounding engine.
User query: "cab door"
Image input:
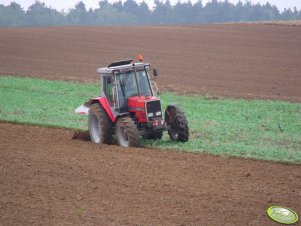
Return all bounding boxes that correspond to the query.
[102,75,116,109]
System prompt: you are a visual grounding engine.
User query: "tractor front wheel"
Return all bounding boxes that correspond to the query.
[116,116,140,147]
[165,105,189,142]
[88,103,114,144]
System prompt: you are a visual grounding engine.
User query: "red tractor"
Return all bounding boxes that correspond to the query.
[75,56,189,147]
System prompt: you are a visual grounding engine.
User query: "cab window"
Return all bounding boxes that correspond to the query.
[103,76,114,106]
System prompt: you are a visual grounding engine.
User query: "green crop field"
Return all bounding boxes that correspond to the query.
[1,76,301,163]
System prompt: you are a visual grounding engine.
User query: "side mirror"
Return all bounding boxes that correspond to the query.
[153,69,159,77]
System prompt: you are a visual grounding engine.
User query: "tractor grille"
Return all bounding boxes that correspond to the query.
[146,100,162,121]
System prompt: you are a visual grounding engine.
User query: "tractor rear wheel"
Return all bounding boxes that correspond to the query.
[88,103,114,144]
[165,105,189,142]
[142,132,163,140]
[116,116,140,147]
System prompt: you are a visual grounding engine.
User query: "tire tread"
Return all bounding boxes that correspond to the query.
[89,103,114,144]
[116,116,140,147]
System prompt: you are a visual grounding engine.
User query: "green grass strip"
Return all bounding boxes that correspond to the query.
[1,76,301,163]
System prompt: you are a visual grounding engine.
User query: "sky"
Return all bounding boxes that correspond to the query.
[1,0,300,12]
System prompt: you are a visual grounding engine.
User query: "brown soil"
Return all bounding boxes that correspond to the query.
[1,122,300,225]
[0,24,300,102]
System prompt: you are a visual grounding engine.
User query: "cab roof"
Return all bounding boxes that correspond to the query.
[97,59,150,75]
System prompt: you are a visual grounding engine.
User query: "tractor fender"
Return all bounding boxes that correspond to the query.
[90,97,116,122]
[115,113,130,120]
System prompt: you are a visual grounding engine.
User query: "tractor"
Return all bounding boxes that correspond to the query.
[75,55,189,147]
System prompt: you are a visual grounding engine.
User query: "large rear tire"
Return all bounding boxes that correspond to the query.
[165,105,189,142]
[116,116,140,147]
[88,103,114,144]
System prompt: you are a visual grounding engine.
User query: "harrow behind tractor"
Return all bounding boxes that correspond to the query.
[75,56,189,147]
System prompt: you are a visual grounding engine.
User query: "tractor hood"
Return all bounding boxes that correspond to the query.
[128,96,162,123]
[127,96,160,110]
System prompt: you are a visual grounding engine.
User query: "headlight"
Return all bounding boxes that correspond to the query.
[156,111,162,116]
[147,113,154,117]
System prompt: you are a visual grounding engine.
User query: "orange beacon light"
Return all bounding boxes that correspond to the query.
[137,54,143,62]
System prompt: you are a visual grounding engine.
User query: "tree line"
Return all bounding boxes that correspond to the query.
[0,0,301,27]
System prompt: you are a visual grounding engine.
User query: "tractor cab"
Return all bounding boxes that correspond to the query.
[98,59,159,117]
[75,56,189,147]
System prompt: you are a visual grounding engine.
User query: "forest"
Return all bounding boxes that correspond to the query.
[0,0,301,26]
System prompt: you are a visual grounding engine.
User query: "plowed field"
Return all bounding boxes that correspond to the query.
[1,122,300,225]
[1,24,301,225]
[0,24,300,101]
